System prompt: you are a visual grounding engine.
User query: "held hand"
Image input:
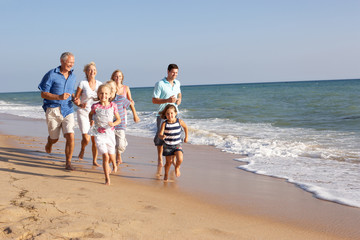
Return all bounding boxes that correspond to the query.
[60,93,71,100]
[108,122,115,127]
[80,103,87,108]
[73,98,80,106]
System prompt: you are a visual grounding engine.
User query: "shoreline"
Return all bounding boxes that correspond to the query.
[1,113,360,239]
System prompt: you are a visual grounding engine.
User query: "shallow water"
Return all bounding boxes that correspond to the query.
[1,79,359,207]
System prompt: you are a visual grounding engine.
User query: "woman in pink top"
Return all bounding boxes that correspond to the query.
[110,70,140,123]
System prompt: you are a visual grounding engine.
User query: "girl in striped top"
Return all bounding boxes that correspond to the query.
[158,104,188,181]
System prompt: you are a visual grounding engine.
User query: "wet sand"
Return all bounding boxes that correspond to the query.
[0,114,359,239]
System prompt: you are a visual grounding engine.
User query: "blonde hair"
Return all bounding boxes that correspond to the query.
[95,84,112,102]
[83,62,96,79]
[111,69,124,84]
[105,80,117,101]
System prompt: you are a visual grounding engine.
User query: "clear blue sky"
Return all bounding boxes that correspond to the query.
[1,0,359,92]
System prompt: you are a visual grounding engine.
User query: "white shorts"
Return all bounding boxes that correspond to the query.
[95,130,116,155]
[46,107,75,139]
[77,109,91,134]
[115,129,128,154]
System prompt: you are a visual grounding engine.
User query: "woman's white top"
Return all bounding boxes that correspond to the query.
[77,80,102,113]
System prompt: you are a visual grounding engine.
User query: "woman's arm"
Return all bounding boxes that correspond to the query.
[126,86,134,104]
[74,87,84,107]
[89,111,95,126]
[74,87,82,99]
[129,103,140,123]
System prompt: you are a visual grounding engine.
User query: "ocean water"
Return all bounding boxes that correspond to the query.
[0,79,359,208]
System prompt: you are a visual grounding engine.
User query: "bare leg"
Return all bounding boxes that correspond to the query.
[103,153,111,185]
[78,134,90,160]
[109,153,117,173]
[164,156,172,181]
[171,155,176,167]
[174,151,183,177]
[157,145,164,167]
[91,136,100,167]
[116,152,122,166]
[64,133,75,170]
[45,136,58,154]
[156,165,162,177]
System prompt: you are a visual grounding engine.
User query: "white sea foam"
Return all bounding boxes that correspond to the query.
[179,117,360,208]
[1,99,359,208]
[131,114,360,208]
[0,100,44,119]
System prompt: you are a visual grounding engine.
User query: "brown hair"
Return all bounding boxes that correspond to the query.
[159,104,177,119]
[167,64,178,72]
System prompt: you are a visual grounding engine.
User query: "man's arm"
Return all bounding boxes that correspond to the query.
[41,92,71,100]
[152,96,177,105]
[175,93,182,106]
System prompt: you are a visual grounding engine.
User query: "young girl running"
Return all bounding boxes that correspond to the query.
[158,104,188,181]
[89,83,121,185]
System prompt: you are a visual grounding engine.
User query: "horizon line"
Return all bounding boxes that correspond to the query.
[1,78,359,94]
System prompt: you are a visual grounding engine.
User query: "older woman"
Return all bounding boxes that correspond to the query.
[74,62,102,166]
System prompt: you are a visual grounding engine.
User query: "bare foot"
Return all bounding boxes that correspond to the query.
[158,158,163,167]
[45,142,52,154]
[113,164,118,173]
[163,179,174,183]
[65,165,75,171]
[175,166,181,177]
[156,166,163,177]
[78,150,85,160]
[93,161,101,167]
[105,180,110,186]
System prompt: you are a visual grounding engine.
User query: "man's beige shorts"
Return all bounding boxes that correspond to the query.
[46,107,75,139]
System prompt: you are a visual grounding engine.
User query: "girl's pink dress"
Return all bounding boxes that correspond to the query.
[88,102,118,154]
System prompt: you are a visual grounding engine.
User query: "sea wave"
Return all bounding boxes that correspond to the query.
[0,100,44,120]
[1,91,360,208]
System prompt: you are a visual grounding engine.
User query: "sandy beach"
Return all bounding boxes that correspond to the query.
[1,114,360,239]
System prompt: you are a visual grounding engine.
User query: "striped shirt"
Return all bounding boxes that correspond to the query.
[113,94,131,130]
[163,119,182,145]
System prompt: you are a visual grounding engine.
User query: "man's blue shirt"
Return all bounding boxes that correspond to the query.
[38,66,76,117]
[152,77,181,115]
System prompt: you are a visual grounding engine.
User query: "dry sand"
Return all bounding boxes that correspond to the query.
[0,114,360,239]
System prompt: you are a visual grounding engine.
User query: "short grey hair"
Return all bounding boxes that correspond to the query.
[60,52,74,61]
